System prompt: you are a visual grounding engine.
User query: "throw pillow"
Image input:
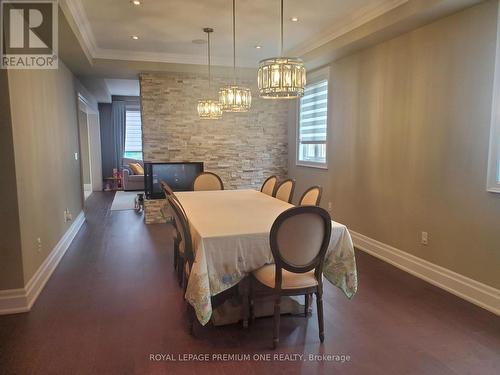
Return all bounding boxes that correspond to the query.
[128,163,144,175]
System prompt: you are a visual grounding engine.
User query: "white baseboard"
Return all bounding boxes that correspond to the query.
[0,211,86,315]
[350,230,500,316]
[0,288,29,315]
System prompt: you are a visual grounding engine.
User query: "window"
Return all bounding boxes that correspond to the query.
[124,108,143,160]
[297,75,329,168]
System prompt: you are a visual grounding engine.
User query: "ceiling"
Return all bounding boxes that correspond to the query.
[63,0,408,67]
[59,0,485,102]
[104,79,140,96]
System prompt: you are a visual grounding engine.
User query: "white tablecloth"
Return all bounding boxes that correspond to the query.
[175,189,358,325]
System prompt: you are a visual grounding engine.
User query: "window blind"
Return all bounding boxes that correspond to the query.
[124,110,142,153]
[298,80,328,165]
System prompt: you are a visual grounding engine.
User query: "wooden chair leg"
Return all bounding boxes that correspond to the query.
[187,303,195,336]
[273,295,281,349]
[307,293,314,315]
[316,291,324,343]
[249,279,255,324]
[177,257,184,287]
[241,278,249,328]
[173,237,179,270]
[182,268,189,296]
[304,294,309,317]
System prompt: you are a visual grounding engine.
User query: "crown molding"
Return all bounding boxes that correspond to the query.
[60,0,98,62]
[94,48,207,65]
[288,0,409,57]
[61,0,408,67]
[61,0,253,67]
[93,47,256,68]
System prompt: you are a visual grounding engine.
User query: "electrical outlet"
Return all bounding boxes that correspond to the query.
[64,209,73,222]
[74,152,78,160]
[36,237,42,252]
[328,202,333,211]
[421,231,429,246]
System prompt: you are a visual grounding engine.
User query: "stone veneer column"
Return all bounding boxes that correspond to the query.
[140,71,290,224]
[144,198,168,224]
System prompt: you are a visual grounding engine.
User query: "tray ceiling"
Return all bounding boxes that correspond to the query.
[63,0,407,67]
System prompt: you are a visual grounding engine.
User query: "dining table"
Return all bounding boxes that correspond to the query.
[174,189,358,325]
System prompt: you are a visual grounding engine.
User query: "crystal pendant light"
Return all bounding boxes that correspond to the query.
[219,0,252,112]
[257,0,306,99]
[198,28,223,119]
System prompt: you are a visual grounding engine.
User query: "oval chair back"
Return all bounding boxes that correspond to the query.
[192,172,224,191]
[160,181,177,236]
[273,178,295,203]
[160,180,182,223]
[299,186,323,206]
[270,206,332,284]
[168,196,194,268]
[167,195,197,335]
[160,180,175,197]
[261,176,278,196]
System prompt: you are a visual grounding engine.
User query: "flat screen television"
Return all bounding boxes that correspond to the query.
[144,161,204,199]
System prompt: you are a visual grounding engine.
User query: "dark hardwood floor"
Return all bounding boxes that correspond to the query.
[0,192,499,375]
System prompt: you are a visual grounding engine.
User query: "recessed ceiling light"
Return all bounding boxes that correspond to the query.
[131,35,139,40]
[290,17,299,22]
[255,45,262,49]
[131,0,141,5]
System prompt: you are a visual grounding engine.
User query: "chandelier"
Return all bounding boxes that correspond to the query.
[219,0,252,112]
[257,0,306,99]
[198,28,223,119]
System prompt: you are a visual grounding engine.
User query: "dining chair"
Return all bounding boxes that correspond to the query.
[168,195,197,334]
[260,176,278,196]
[299,186,323,206]
[160,182,179,270]
[249,206,332,349]
[161,182,189,282]
[273,178,295,203]
[168,195,194,289]
[192,172,224,191]
[160,181,184,274]
[160,180,174,197]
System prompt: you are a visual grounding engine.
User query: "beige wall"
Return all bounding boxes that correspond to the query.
[0,70,24,290]
[140,72,289,190]
[289,0,500,289]
[8,61,84,284]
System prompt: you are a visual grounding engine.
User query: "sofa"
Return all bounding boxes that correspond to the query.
[122,158,145,191]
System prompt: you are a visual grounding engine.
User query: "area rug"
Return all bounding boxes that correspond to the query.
[110,191,142,211]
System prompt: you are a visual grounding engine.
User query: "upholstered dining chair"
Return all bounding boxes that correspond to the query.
[160,181,182,275]
[299,186,323,206]
[260,176,278,196]
[192,172,224,191]
[160,180,175,197]
[168,195,194,290]
[168,195,197,334]
[249,206,332,349]
[273,178,295,203]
